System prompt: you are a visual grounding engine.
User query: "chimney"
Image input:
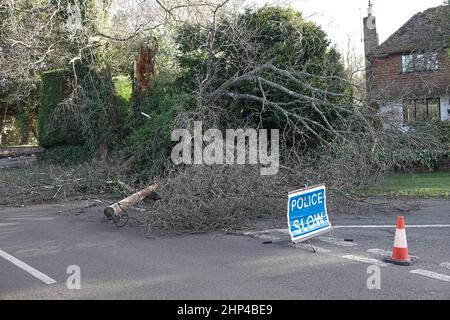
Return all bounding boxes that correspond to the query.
[363,0,379,95]
[363,0,379,58]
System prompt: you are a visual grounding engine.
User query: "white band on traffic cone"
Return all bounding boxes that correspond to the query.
[394,228,407,248]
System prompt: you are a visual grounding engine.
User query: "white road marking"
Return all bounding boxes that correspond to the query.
[342,255,389,267]
[0,249,56,285]
[367,248,392,256]
[318,237,356,247]
[334,225,450,229]
[439,262,450,270]
[410,269,450,283]
[251,224,450,234]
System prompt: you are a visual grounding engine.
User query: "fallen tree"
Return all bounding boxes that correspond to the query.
[104,182,161,219]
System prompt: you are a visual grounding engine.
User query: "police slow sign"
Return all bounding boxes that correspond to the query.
[287,184,332,243]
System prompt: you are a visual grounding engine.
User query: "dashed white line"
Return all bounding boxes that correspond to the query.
[334,225,394,229]
[410,269,450,283]
[0,249,56,285]
[439,262,450,270]
[341,255,389,267]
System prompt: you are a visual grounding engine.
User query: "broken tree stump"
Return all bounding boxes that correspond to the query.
[104,182,160,219]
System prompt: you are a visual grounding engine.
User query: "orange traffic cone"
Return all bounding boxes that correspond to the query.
[383,216,418,266]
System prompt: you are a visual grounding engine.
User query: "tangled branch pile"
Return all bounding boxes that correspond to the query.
[144,165,287,233]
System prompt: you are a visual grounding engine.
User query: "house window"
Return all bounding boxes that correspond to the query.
[404,98,440,123]
[401,53,438,73]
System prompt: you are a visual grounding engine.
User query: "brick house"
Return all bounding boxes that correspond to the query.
[363,4,450,125]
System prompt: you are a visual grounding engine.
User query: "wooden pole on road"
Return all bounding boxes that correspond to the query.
[104,182,160,219]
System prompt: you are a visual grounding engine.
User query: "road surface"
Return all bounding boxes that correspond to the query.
[0,200,449,299]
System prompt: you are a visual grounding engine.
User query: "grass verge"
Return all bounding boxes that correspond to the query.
[360,172,450,198]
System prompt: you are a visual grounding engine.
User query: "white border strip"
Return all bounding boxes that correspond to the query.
[0,249,56,285]
[410,269,450,282]
[254,225,450,234]
[342,255,389,267]
[334,225,450,229]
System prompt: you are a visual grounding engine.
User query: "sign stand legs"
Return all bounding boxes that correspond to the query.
[262,239,318,254]
[307,240,317,253]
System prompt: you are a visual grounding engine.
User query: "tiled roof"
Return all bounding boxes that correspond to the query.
[374,5,450,56]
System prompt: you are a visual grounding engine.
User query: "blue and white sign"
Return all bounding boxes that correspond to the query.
[287,184,332,243]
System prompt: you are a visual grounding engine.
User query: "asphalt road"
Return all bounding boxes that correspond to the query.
[0,200,449,299]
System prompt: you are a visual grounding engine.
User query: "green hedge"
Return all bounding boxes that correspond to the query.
[38,69,83,148]
[120,85,194,176]
[376,121,450,170]
[41,145,89,165]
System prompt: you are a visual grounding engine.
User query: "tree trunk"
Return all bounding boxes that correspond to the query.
[19,122,30,145]
[131,43,158,116]
[18,101,31,145]
[0,104,8,145]
[104,182,160,219]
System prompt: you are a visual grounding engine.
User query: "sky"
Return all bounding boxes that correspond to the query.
[245,0,445,59]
